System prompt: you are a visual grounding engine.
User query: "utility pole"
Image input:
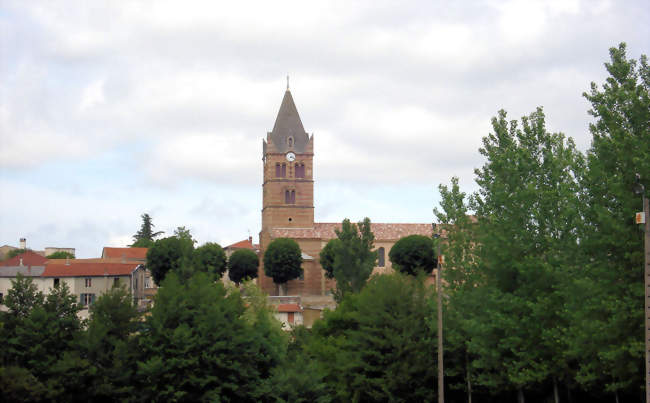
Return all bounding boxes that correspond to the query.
[433,229,444,403]
[633,174,649,403]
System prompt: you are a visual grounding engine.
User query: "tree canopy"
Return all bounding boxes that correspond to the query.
[46,251,75,259]
[264,238,303,291]
[388,234,435,276]
[319,218,376,300]
[228,249,259,285]
[131,213,164,247]
[146,236,194,285]
[192,242,227,280]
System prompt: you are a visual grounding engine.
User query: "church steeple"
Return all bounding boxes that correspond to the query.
[269,89,309,153]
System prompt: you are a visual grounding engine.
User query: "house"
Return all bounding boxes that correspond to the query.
[0,250,48,267]
[0,261,146,319]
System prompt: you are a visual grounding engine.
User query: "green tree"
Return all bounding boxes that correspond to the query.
[192,242,227,280]
[131,213,164,247]
[46,251,75,259]
[388,235,435,276]
[434,176,482,402]
[264,238,303,295]
[318,218,377,301]
[84,286,139,401]
[137,272,285,401]
[146,236,194,285]
[228,249,259,285]
[4,248,27,260]
[3,274,44,318]
[308,273,435,402]
[566,43,649,398]
[470,107,584,402]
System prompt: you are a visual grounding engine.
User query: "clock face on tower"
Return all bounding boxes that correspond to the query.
[286,152,296,162]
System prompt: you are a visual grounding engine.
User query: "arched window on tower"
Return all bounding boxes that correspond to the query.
[377,247,385,267]
[285,190,290,204]
[275,163,281,177]
[288,136,293,147]
[281,163,287,177]
[290,190,296,204]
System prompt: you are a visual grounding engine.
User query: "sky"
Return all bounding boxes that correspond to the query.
[1,0,648,258]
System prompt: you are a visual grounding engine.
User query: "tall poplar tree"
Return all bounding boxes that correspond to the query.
[470,107,584,403]
[566,43,649,398]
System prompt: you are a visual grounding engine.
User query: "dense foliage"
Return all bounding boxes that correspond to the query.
[319,218,377,300]
[45,251,75,259]
[192,242,227,280]
[263,238,303,287]
[389,234,435,276]
[228,249,260,284]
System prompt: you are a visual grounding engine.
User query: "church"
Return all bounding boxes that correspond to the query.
[257,86,433,299]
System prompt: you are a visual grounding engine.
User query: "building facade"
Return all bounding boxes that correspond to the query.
[258,88,433,298]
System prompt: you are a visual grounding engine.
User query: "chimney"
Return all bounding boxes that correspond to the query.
[249,236,253,243]
[19,257,23,266]
[19,238,26,249]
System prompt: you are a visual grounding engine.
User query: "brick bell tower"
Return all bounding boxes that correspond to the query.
[261,86,314,233]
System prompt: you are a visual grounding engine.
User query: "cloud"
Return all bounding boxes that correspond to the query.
[0,0,648,255]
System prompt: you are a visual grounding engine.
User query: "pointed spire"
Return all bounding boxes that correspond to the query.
[270,86,309,152]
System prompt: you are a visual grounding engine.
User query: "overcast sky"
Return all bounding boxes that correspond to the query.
[1,0,648,258]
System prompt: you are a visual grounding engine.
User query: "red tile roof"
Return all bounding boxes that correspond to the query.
[276,303,302,313]
[271,222,437,241]
[225,238,254,250]
[102,247,148,260]
[42,262,140,277]
[47,258,127,264]
[0,250,48,267]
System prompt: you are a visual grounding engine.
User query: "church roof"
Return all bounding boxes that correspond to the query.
[269,90,310,153]
[271,222,440,241]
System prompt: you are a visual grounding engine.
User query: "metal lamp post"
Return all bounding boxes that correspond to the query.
[432,224,444,403]
[633,173,649,403]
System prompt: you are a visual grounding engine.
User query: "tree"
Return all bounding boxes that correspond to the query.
[434,176,482,403]
[46,251,75,259]
[131,213,164,247]
[264,238,303,295]
[137,272,285,401]
[4,248,27,260]
[192,242,227,280]
[388,235,435,276]
[566,43,649,399]
[3,274,44,318]
[308,273,435,402]
[84,286,139,400]
[146,236,194,285]
[318,218,377,301]
[470,107,584,402]
[228,249,259,285]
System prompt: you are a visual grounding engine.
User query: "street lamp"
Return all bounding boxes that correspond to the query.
[633,173,650,403]
[432,223,444,403]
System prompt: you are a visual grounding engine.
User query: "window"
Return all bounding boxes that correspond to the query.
[281,163,286,177]
[275,163,281,177]
[295,163,305,178]
[288,136,293,147]
[53,278,60,287]
[145,276,151,289]
[377,247,385,267]
[114,277,120,287]
[80,293,96,306]
[85,278,92,287]
[285,189,296,204]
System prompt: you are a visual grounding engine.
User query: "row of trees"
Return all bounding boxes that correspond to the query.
[132,219,259,286]
[428,43,648,402]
